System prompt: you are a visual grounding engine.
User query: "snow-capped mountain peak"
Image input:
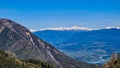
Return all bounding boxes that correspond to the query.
[30,26,120,32]
[29,26,94,32]
[40,26,94,31]
[106,26,120,29]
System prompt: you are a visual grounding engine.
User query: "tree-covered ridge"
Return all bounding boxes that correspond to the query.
[102,53,120,68]
[0,50,54,68]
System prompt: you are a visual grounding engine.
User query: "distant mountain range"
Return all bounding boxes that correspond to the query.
[30,26,94,32]
[33,30,84,46]
[30,26,120,32]
[33,28,120,64]
[0,18,94,68]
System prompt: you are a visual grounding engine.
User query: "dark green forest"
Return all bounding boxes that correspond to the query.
[102,53,120,68]
[1,49,120,68]
[0,50,54,68]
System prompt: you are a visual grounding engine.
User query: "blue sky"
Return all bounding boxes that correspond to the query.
[0,0,120,29]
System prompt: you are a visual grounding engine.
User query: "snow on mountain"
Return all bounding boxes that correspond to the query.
[30,26,120,32]
[30,26,94,32]
[106,26,120,29]
[29,29,38,32]
[40,26,94,31]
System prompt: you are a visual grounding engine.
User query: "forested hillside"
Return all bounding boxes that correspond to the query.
[0,50,54,68]
[102,53,120,68]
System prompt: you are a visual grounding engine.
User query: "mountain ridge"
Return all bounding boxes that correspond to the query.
[30,26,120,32]
[33,28,120,64]
[0,18,94,68]
[30,26,94,32]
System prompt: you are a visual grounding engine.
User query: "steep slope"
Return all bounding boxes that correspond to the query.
[0,18,94,68]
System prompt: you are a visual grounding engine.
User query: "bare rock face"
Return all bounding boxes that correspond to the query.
[0,18,94,68]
